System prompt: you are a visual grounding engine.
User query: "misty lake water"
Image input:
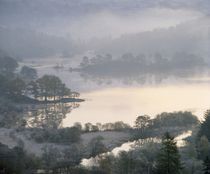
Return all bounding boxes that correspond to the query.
[64,85,210,127]
[22,58,210,127]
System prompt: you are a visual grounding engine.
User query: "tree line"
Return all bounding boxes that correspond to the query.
[0,55,79,103]
[1,110,210,173]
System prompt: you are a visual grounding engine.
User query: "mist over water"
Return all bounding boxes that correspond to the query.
[1,0,210,125]
[20,56,210,127]
[1,1,210,173]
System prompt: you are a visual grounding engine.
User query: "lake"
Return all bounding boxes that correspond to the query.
[22,57,210,127]
[63,84,210,127]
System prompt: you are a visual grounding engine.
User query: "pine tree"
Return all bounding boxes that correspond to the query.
[203,156,210,174]
[156,132,182,174]
[199,110,210,141]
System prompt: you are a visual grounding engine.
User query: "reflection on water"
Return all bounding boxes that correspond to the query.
[23,57,210,92]
[75,52,208,86]
[63,84,210,127]
[79,67,208,86]
[22,58,210,127]
[26,102,80,129]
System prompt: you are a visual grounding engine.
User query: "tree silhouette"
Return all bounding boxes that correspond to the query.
[199,110,210,141]
[203,156,210,174]
[156,132,182,174]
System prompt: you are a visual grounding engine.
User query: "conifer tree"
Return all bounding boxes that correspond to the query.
[199,110,210,141]
[156,132,182,174]
[203,156,210,174]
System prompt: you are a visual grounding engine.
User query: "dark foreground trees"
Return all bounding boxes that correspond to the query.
[203,157,210,174]
[0,143,40,174]
[197,110,210,160]
[156,132,182,174]
[198,110,210,142]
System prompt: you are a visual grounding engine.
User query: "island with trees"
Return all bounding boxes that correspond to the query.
[70,53,206,85]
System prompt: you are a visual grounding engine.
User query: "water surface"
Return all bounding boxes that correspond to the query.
[22,58,210,127]
[63,84,210,126]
